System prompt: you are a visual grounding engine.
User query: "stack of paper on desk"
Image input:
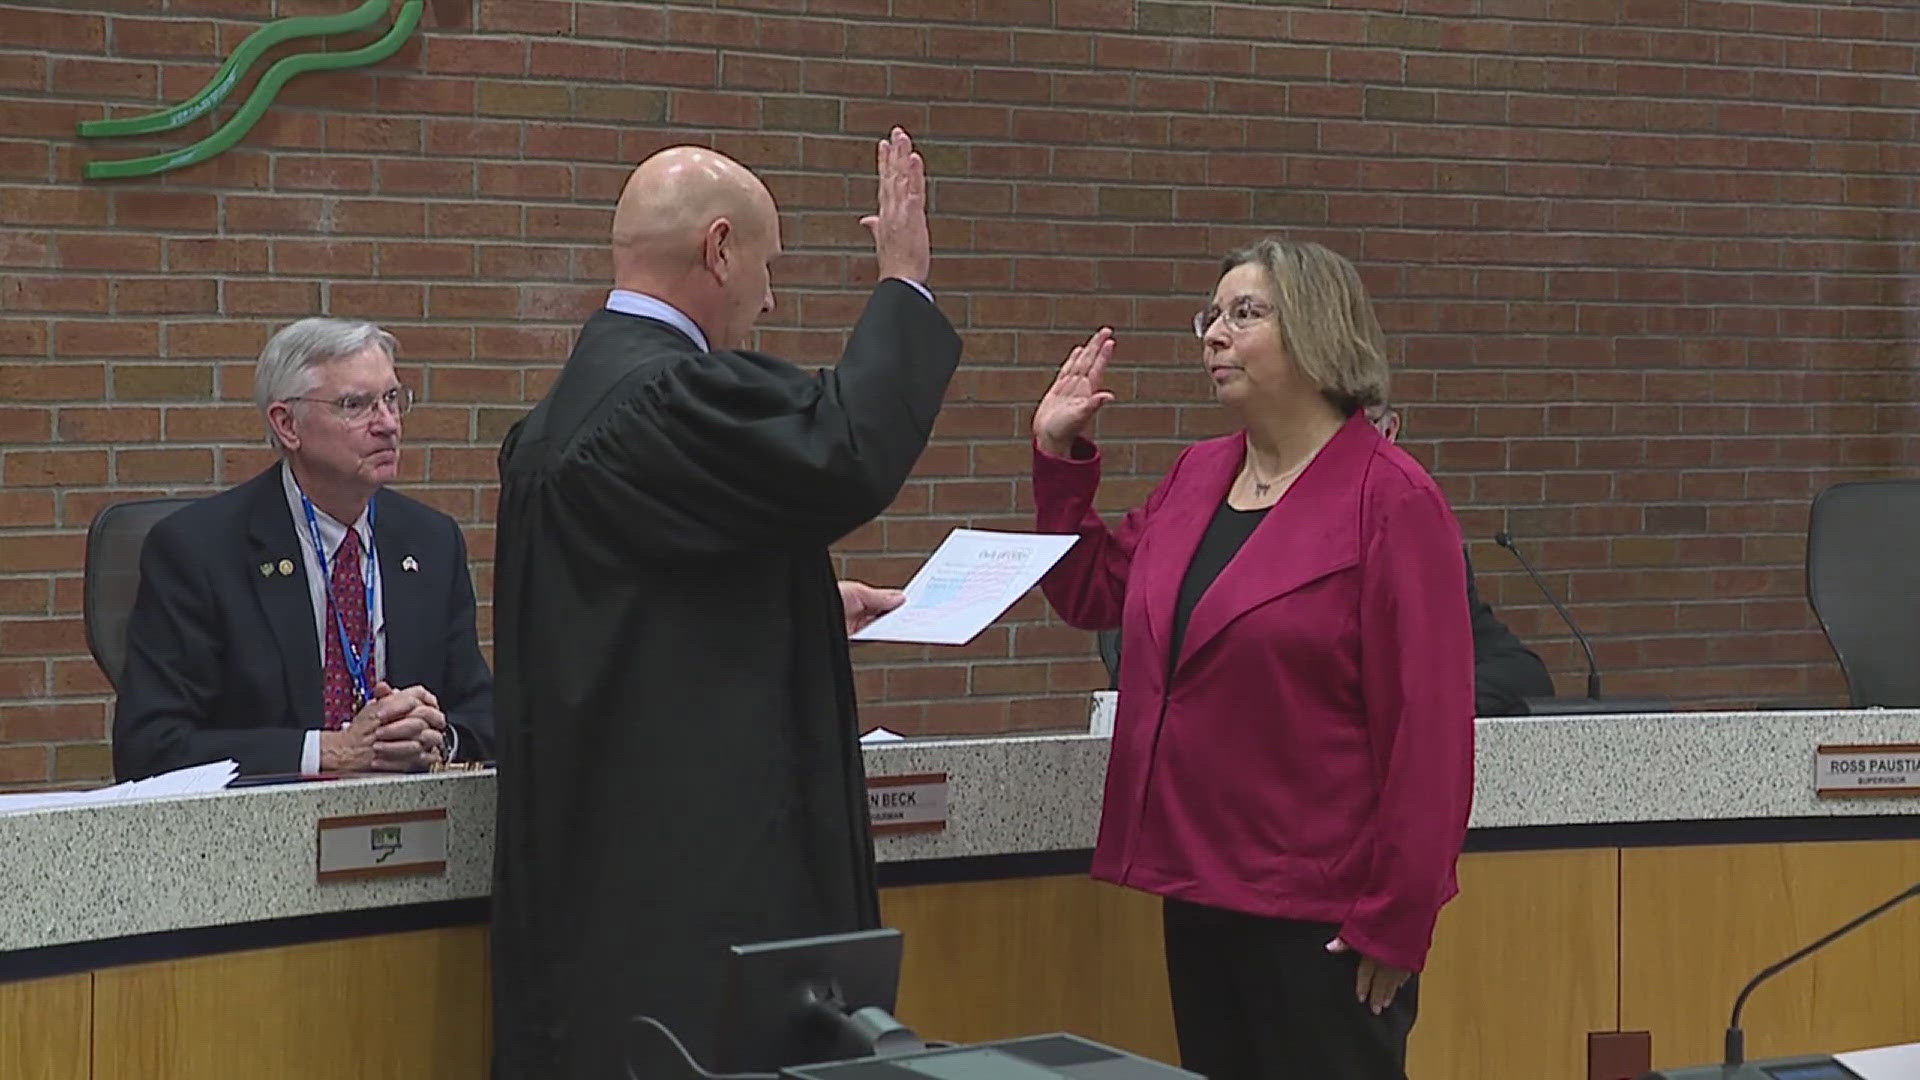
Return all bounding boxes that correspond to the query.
[0,759,238,815]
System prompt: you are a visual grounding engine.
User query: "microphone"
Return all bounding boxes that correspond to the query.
[1494,531,1601,701]
[1723,882,1920,1066]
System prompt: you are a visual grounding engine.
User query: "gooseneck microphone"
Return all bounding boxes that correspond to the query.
[1724,882,1920,1066]
[1493,531,1601,701]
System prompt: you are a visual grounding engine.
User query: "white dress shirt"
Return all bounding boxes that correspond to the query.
[281,463,386,773]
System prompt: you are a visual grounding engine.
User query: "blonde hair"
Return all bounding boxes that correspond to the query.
[1221,238,1389,415]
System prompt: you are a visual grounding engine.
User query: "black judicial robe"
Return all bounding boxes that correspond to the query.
[489,280,961,1079]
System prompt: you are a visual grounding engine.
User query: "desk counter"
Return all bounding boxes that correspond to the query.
[3,705,1918,957]
[5,705,1920,1079]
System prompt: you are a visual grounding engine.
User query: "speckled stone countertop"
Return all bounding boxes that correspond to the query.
[2,703,1916,955]
[1466,707,1920,827]
[1085,692,1920,828]
[0,770,494,955]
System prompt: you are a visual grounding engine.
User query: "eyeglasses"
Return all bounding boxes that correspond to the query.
[1193,296,1276,338]
[286,386,413,424]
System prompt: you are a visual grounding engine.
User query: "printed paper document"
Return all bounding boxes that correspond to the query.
[851,528,1078,646]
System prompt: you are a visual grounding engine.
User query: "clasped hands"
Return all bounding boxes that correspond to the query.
[318,681,449,773]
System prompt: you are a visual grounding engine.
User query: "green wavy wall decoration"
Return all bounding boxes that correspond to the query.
[77,0,423,180]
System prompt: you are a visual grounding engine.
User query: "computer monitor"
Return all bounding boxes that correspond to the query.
[714,927,922,1072]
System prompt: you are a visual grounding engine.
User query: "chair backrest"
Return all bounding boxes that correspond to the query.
[1806,479,1920,707]
[84,497,194,691]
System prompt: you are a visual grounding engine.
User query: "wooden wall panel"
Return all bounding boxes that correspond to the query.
[92,926,488,1080]
[1621,839,1920,1069]
[1410,848,1621,1080]
[881,874,1179,1063]
[45,836,1920,1077]
[882,849,1619,1078]
[0,973,90,1080]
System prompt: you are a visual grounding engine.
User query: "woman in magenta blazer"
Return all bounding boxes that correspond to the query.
[1030,239,1475,1080]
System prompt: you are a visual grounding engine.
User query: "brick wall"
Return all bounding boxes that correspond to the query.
[2,0,1917,785]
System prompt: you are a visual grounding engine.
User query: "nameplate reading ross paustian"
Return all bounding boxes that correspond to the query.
[1815,744,1920,798]
[317,809,449,882]
[867,772,948,835]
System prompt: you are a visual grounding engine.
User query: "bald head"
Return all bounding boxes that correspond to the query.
[609,145,782,351]
[612,146,774,271]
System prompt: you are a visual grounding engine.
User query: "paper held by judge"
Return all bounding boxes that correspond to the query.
[851,528,1079,646]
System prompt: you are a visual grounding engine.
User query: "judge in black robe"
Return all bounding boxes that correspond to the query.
[490,134,960,1078]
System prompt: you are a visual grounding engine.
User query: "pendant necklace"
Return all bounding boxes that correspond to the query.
[1247,452,1303,497]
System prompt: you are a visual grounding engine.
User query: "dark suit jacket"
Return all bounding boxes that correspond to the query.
[112,465,494,780]
[1464,549,1556,716]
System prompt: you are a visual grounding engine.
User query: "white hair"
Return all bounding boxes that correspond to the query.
[254,317,397,447]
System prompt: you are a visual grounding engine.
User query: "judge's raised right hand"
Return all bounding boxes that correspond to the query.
[860,127,930,286]
[1032,328,1117,459]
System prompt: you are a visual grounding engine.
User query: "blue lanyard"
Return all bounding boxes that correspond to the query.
[302,494,379,707]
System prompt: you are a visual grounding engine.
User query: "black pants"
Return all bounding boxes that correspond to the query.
[1161,898,1418,1080]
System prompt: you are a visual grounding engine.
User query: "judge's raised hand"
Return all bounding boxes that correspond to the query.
[1033,327,1118,459]
[859,127,930,286]
[839,580,904,636]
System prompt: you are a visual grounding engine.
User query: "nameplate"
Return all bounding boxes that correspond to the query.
[868,772,947,835]
[316,809,448,882]
[1815,744,1920,797]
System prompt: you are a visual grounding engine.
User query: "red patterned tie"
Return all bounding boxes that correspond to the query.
[321,528,373,730]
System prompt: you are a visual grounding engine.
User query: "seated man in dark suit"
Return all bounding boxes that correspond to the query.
[1370,404,1555,716]
[113,317,494,780]
[1097,403,1555,716]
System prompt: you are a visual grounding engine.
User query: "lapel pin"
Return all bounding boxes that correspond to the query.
[259,562,274,578]
[402,556,419,572]
[278,559,295,577]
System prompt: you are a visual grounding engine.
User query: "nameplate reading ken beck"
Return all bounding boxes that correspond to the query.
[1816,744,1920,798]
[317,809,449,883]
[867,773,948,836]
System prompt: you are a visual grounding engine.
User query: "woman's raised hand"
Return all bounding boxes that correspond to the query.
[1032,327,1117,458]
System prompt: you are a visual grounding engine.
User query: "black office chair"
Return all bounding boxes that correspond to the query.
[1806,479,1920,707]
[83,497,193,691]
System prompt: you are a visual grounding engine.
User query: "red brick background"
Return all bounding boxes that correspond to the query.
[2,0,1917,785]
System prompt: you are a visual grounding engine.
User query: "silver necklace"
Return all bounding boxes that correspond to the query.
[1247,453,1304,497]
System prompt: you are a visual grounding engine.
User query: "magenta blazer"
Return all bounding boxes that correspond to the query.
[1034,413,1475,972]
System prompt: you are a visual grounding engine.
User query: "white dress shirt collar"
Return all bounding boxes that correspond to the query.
[605,290,710,352]
[280,460,373,560]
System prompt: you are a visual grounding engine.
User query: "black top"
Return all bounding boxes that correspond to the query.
[1170,500,1270,663]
